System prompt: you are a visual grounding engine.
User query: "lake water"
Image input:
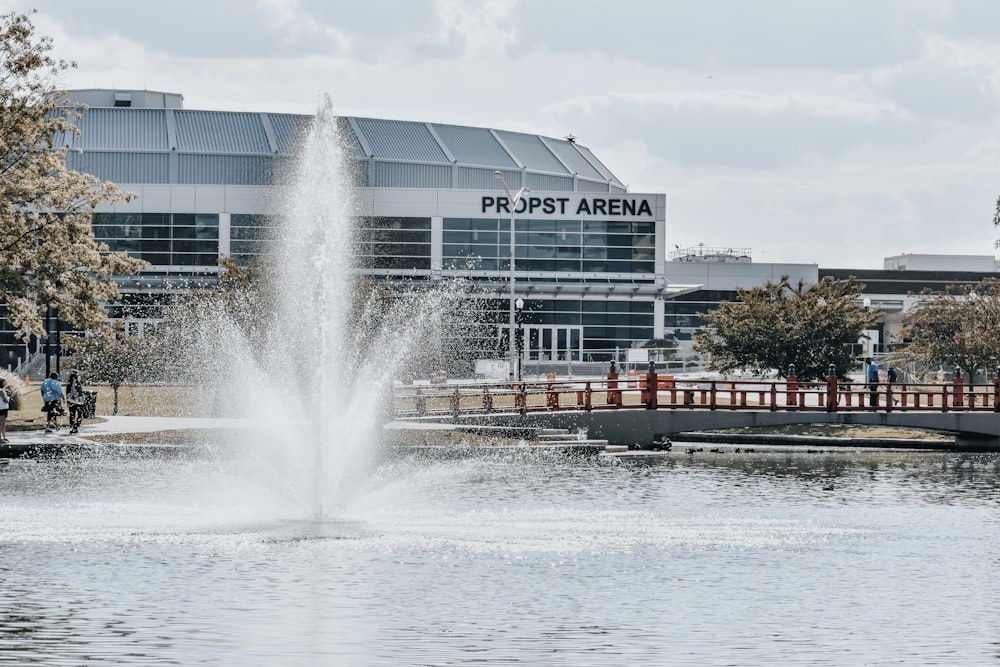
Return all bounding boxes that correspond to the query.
[1,444,997,665]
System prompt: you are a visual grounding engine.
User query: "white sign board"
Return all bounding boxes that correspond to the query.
[626,349,649,363]
[475,359,510,380]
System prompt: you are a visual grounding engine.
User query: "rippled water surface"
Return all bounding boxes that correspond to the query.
[1,446,998,665]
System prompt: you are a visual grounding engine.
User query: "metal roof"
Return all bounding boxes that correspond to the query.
[58,97,627,191]
[430,123,518,169]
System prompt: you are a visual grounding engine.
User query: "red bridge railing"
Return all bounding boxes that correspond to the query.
[394,371,1000,418]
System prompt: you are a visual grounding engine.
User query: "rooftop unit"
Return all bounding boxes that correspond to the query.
[670,245,752,263]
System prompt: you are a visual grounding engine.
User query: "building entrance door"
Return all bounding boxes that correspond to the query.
[523,325,583,364]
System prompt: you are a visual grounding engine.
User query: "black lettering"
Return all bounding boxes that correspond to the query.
[623,199,635,216]
[497,197,511,214]
[576,199,592,215]
[558,198,569,214]
[514,198,528,214]
[608,199,621,216]
[527,196,542,213]
[593,199,607,216]
[543,197,556,214]
[482,196,495,213]
[637,200,652,216]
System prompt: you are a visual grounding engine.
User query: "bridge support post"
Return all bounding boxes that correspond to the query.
[546,383,558,410]
[826,365,838,412]
[994,368,1000,413]
[786,365,798,409]
[953,369,964,409]
[643,361,657,410]
[607,360,621,407]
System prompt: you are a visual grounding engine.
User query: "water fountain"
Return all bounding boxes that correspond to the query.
[211,95,462,522]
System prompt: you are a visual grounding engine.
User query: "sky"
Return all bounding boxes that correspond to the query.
[5,0,1000,269]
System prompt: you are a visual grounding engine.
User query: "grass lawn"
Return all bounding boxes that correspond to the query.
[9,383,222,433]
[713,423,952,441]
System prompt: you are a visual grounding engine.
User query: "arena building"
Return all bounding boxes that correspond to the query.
[16,89,692,377]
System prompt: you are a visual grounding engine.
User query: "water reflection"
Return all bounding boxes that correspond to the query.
[0,445,998,664]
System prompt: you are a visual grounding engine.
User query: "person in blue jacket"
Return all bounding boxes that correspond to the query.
[866,359,880,408]
[40,372,65,432]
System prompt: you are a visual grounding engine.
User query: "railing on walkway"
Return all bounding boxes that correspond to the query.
[394,370,1000,419]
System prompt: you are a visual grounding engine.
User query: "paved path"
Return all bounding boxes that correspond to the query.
[3,415,248,450]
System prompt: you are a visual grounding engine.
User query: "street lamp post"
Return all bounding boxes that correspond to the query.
[494,170,529,381]
[515,297,524,381]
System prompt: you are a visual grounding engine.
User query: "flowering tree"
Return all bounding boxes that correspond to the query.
[62,323,148,415]
[900,278,1000,382]
[0,11,146,340]
[694,276,876,380]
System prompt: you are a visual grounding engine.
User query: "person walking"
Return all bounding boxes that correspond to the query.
[866,358,880,408]
[65,371,85,434]
[40,372,65,433]
[0,378,11,443]
[887,366,899,405]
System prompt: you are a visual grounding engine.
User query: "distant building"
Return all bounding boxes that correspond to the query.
[823,257,999,360]
[662,247,818,368]
[883,254,998,272]
[661,250,999,370]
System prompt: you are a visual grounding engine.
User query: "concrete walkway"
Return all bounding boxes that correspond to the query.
[0,415,248,457]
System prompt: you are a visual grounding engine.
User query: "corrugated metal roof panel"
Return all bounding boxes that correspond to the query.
[494,130,568,175]
[354,118,448,162]
[265,113,311,154]
[491,169,525,191]
[432,123,517,168]
[64,108,169,151]
[175,111,271,154]
[372,161,450,188]
[575,179,612,193]
[178,154,275,185]
[342,157,369,187]
[574,145,623,187]
[546,140,603,179]
[525,173,574,192]
[336,117,368,158]
[57,106,627,191]
[455,166,509,190]
[66,151,169,183]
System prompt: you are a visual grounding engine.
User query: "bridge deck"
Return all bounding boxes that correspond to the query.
[393,375,1000,450]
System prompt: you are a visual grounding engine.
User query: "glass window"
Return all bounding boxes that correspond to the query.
[354,217,431,270]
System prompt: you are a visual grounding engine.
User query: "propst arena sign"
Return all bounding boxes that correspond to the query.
[481,195,654,218]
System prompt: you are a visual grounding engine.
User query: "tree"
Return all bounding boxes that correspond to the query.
[994,195,1000,250]
[63,322,148,415]
[899,278,1000,382]
[0,11,146,340]
[693,276,877,380]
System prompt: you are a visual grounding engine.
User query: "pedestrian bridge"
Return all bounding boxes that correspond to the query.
[393,374,1000,450]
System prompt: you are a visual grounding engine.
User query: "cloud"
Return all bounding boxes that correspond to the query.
[5,0,1000,268]
[870,37,1000,122]
[511,0,935,71]
[544,90,911,170]
[255,0,352,55]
